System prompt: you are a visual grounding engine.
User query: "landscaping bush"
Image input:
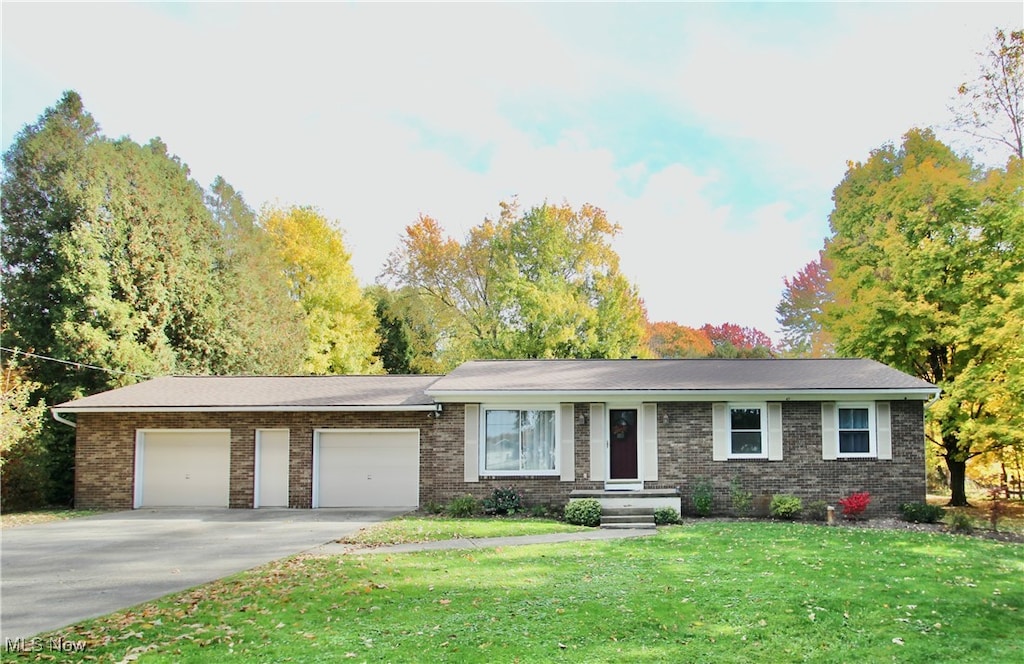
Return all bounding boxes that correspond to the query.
[482,486,524,515]
[805,500,829,522]
[838,491,871,519]
[729,476,753,517]
[445,494,479,518]
[422,500,444,515]
[769,494,803,520]
[528,504,557,519]
[564,499,602,527]
[653,507,682,525]
[899,502,944,524]
[947,511,974,534]
[691,478,714,517]
[752,494,773,518]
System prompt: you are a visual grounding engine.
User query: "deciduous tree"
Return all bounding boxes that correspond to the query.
[205,178,305,374]
[950,28,1024,160]
[0,356,49,509]
[381,201,646,366]
[645,321,713,358]
[775,252,833,357]
[262,205,382,375]
[823,128,1024,506]
[700,323,775,358]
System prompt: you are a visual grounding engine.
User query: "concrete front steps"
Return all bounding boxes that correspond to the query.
[569,488,681,530]
[600,507,656,530]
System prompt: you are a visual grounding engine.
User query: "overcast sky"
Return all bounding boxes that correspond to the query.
[3,2,1021,340]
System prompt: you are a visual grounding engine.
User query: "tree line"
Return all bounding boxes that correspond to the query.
[0,93,772,508]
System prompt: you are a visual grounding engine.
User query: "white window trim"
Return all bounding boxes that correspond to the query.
[727,402,768,460]
[836,402,876,458]
[480,404,561,477]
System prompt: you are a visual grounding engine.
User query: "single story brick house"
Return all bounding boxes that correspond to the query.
[53,358,939,515]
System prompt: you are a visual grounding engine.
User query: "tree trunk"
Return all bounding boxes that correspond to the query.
[946,457,970,507]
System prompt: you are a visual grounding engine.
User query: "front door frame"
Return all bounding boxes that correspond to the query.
[605,403,643,490]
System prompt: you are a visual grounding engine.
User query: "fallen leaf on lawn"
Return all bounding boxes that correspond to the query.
[439,599,451,605]
[892,638,905,645]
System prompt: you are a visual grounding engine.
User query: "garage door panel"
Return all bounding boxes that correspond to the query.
[139,431,230,507]
[317,431,418,507]
[257,429,289,508]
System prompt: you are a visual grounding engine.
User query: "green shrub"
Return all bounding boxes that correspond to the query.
[752,494,773,518]
[805,500,829,522]
[691,478,714,517]
[422,500,444,515]
[899,502,944,524]
[564,499,602,527]
[446,494,479,518]
[729,476,753,517]
[769,494,803,520]
[482,486,524,515]
[947,511,974,534]
[528,504,553,518]
[653,507,682,525]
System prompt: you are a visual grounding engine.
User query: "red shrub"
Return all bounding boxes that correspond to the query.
[838,491,871,518]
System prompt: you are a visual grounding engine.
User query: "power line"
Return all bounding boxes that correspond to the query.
[0,346,153,379]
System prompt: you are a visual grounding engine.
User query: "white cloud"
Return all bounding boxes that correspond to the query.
[3,2,1020,346]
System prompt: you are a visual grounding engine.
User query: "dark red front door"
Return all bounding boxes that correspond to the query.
[609,409,638,480]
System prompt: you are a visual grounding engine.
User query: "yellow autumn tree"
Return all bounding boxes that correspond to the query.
[262,206,382,375]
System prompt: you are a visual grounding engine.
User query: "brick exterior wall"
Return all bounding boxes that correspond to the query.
[74,400,926,515]
[649,401,925,516]
[74,411,433,510]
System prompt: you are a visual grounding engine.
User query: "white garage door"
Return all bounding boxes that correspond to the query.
[315,430,419,507]
[136,430,231,507]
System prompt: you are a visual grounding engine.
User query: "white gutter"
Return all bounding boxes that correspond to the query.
[51,404,441,414]
[51,409,77,428]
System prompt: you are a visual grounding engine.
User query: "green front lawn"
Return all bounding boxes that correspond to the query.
[339,515,588,546]
[10,522,1022,663]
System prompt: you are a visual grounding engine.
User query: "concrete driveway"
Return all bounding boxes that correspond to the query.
[0,507,404,640]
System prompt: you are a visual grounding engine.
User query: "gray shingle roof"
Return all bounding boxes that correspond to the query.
[53,359,938,412]
[55,375,441,411]
[426,359,938,394]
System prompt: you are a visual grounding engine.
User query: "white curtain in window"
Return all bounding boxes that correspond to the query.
[522,410,555,471]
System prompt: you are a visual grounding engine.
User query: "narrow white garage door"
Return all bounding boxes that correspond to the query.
[136,430,231,507]
[256,429,289,508]
[315,430,419,508]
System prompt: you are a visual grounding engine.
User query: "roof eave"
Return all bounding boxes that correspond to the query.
[427,388,941,402]
[51,404,441,414]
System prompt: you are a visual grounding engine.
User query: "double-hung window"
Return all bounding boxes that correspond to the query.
[482,407,558,475]
[838,403,874,457]
[729,403,767,459]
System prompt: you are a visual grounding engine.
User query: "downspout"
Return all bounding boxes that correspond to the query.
[51,409,77,428]
[924,389,942,410]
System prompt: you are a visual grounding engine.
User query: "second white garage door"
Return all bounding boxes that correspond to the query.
[315,430,419,507]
